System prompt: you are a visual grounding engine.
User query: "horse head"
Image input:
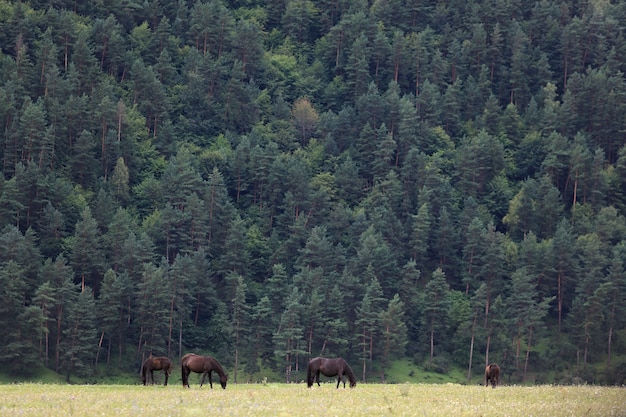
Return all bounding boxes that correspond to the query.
[219,373,228,389]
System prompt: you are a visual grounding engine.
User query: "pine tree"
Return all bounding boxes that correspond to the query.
[355,271,385,381]
[421,268,450,367]
[70,206,106,293]
[379,294,407,380]
[229,273,250,383]
[62,286,97,380]
[136,263,172,356]
[36,256,78,372]
[273,286,305,383]
[97,269,132,366]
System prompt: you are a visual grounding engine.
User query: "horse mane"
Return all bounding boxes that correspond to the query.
[342,359,357,386]
[163,357,173,374]
[211,357,227,377]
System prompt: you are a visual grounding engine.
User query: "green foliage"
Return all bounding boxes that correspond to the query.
[1,0,626,385]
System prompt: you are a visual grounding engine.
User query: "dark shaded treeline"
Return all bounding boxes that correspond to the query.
[0,0,625,384]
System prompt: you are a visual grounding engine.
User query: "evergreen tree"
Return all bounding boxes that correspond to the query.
[97,269,132,366]
[248,296,275,373]
[62,286,97,380]
[69,206,106,293]
[598,244,626,374]
[136,263,171,356]
[506,267,553,380]
[398,260,421,357]
[551,220,579,332]
[229,273,250,383]
[273,286,305,383]
[379,294,407,380]
[36,256,78,372]
[0,261,31,368]
[355,271,385,381]
[421,267,450,367]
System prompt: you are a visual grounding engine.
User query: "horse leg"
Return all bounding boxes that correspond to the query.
[164,371,169,386]
[208,371,214,389]
[200,372,207,387]
[182,367,190,388]
[336,376,341,389]
[316,371,321,387]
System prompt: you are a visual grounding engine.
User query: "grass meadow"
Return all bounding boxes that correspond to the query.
[1,382,625,417]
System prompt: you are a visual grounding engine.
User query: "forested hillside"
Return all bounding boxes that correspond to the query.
[1,0,625,385]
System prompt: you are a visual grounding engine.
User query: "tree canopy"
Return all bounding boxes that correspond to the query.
[1,0,626,384]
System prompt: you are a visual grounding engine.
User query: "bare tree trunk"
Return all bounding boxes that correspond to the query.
[583,334,589,369]
[571,173,578,223]
[523,326,533,381]
[361,328,367,382]
[179,315,183,360]
[607,325,613,368]
[44,323,48,368]
[55,307,63,372]
[467,316,476,383]
[95,329,105,367]
[168,274,177,357]
[429,325,434,366]
[557,269,564,332]
[234,345,239,384]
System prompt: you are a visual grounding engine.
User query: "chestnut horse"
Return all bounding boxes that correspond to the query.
[485,363,500,388]
[141,356,173,386]
[181,353,228,389]
[307,357,357,388]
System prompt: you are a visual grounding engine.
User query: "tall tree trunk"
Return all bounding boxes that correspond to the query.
[95,329,105,367]
[523,326,533,381]
[55,307,63,372]
[557,269,564,332]
[429,324,434,366]
[607,324,613,368]
[467,316,476,382]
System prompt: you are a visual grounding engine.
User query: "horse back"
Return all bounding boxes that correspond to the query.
[485,363,500,386]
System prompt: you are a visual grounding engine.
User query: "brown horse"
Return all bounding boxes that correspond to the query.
[141,356,173,386]
[485,363,500,388]
[307,357,357,388]
[181,353,228,389]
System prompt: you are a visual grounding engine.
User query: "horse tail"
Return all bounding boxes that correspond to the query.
[181,360,187,387]
[306,361,313,388]
[140,362,147,384]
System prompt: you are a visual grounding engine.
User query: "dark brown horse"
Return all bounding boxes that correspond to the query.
[307,357,357,388]
[181,353,228,389]
[141,356,173,386]
[485,363,500,388]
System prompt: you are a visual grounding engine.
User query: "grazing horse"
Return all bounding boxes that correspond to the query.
[181,353,228,389]
[141,356,173,386]
[485,363,500,388]
[307,357,357,389]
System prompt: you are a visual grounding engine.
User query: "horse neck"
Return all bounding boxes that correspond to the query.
[343,363,356,382]
[211,359,225,376]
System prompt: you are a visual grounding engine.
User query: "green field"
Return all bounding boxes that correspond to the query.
[1,383,625,417]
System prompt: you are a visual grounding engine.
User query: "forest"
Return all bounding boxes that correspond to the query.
[0,0,625,385]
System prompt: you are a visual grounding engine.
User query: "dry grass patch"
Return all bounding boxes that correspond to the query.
[1,382,625,416]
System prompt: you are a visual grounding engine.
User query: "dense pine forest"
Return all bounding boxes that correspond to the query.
[1,0,626,385]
